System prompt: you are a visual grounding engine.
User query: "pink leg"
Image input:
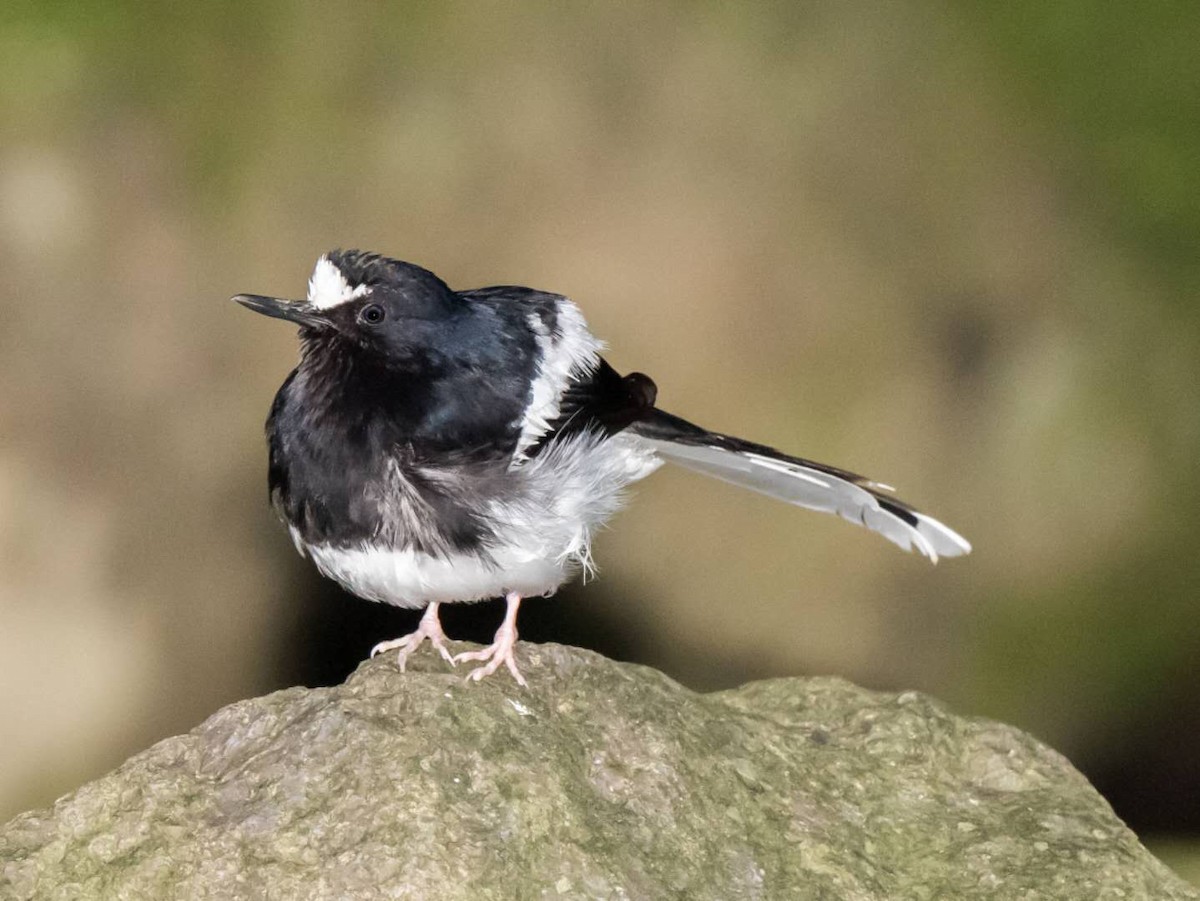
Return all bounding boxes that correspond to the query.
[452,592,527,687]
[370,602,455,672]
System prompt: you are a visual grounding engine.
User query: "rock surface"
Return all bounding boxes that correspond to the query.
[1,643,1193,900]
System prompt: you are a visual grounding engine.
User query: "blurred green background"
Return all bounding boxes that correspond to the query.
[2,0,1197,883]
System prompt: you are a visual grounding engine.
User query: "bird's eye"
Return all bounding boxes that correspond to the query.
[359,304,386,326]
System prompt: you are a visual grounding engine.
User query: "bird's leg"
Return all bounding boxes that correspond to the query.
[370,602,455,671]
[453,592,527,687]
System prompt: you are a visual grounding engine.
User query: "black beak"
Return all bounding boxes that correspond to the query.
[232,294,328,328]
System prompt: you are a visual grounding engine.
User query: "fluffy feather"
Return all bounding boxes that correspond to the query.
[297,429,661,607]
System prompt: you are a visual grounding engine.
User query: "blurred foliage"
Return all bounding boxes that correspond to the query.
[967,2,1200,293]
[951,0,1200,771]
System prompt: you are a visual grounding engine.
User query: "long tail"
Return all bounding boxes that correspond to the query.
[630,410,971,562]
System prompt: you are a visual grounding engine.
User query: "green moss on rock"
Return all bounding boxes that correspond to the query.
[1,643,1193,899]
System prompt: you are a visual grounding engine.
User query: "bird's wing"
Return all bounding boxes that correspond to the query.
[464,290,610,463]
[525,358,659,458]
[629,410,970,562]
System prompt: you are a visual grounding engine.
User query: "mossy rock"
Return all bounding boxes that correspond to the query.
[1,643,1193,899]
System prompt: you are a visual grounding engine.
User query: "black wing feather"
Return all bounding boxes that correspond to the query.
[527,359,657,456]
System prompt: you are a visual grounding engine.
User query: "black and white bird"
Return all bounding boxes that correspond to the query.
[235,250,970,686]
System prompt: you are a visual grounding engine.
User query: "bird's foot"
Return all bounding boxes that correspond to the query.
[453,628,526,687]
[370,602,454,672]
[453,592,527,687]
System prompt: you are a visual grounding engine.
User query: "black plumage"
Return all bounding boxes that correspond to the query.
[529,359,658,456]
[235,249,970,686]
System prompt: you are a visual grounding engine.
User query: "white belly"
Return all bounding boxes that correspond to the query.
[302,541,570,607]
[297,431,662,608]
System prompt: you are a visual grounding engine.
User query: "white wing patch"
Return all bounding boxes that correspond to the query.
[308,255,371,310]
[512,299,604,462]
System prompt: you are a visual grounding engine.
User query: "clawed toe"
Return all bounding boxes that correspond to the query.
[451,647,491,665]
[429,635,456,666]
[370,635,415,658]
[454,643,526,687]
[454,592,527,687]
[371,602,454,671]
[371,595,527,686]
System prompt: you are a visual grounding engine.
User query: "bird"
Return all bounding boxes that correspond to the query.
[234,250,970,686]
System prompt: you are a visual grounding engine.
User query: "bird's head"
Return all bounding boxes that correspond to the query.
[233,250,459,367]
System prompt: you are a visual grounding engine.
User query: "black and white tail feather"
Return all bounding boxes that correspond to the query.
[238,250,971,686]
[514,293,970,565]
[629,410,970,563]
